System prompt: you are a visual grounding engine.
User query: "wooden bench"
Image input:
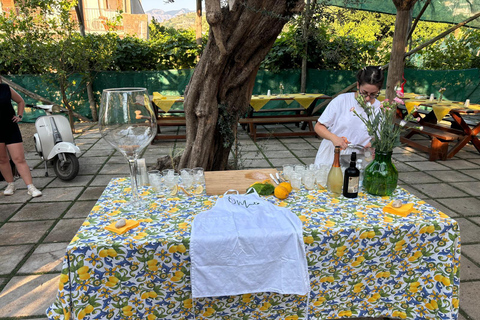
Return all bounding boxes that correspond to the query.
[396,119,465,161]
[153,116,187,140]
[151,104,187,141]
[238,115,319,142]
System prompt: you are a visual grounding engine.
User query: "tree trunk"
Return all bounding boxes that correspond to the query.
[74,4,98,121]
[87,81,98,121]
[60,80,76,132]
[300,0,311,93]
[74,4,86,37]
[178,0,304,171]
[195,0,202,47]
[386,0,418,100]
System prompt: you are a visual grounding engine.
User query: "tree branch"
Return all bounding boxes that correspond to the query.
[0,76,90,122]
[205,0,227,55]
[405,11,480,57]
[407,0,430,41]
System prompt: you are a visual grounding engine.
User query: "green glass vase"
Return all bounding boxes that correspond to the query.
[363,151,398,196]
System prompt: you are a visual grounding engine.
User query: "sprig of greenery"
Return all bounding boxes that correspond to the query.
[352,91,421,152]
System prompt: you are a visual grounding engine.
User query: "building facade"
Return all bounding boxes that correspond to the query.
[0,0,148,39]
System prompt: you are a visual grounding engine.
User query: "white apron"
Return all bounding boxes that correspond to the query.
[190,191,310,298]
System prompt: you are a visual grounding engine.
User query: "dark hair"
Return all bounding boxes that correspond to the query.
[356,66,384,89]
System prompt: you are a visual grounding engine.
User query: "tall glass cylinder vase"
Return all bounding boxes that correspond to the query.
[363,151,398,196]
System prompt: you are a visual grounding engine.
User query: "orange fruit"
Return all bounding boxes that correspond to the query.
[274,185,289,200]
[278,182,292,193]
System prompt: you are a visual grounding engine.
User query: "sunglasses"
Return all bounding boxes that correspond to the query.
[358,90,380,99]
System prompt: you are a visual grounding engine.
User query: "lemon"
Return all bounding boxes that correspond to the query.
[278,182,292,193]
[194,185,204,194]
[170,185,178,196]
[180,186,191,196]
[274,185,289,200]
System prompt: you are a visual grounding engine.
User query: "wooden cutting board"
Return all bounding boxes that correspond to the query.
[204,169,279,195]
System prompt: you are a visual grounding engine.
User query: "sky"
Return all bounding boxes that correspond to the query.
[141,0,196,12]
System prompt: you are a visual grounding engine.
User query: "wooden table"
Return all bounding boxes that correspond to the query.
[151,93,332,141]
[204,168,278,195]
[396,96,480,160]
[151,94,186,140]
[240,93,331,141]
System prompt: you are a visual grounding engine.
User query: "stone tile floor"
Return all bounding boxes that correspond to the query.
[0,122,479,319]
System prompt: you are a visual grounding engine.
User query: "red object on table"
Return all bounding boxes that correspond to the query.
[400,74,406,94]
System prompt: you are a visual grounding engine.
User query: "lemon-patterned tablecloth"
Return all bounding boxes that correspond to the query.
[47,178,460,320]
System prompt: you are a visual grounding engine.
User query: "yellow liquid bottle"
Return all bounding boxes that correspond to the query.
[327,146,343,196]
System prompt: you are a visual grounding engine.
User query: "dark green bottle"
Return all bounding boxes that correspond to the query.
[343,152,360,198]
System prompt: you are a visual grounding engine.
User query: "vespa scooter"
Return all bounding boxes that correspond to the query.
[29,104,81,181]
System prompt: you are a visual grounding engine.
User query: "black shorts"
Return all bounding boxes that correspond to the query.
[0,123,23,145]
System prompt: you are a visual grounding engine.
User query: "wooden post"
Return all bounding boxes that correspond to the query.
[386,7,412,100]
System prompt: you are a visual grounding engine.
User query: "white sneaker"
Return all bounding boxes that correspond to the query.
[27,185,42,198]
[4,183,15,196]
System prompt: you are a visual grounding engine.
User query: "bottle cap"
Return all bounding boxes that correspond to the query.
[350,152,357,161]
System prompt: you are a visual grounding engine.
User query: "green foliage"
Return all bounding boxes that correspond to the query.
[111,36,158,71]
[262,6,480,71]
[261,11,385,71]
[94,20,202,71]
[1,3,479,78]
[149,20,204,69]
[410,29,480,70]
[247,182,275,196]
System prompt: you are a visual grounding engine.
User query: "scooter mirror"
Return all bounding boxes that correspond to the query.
[52,105,62,113]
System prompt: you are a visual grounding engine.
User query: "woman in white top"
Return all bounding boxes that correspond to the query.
[314,66,384,166]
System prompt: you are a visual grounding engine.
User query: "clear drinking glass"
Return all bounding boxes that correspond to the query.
[316,164,329,188]
[181,173,194,190]
[148,171,163,193]
[180,168,193,178]
[282,164,294,182]
[193,167,205,185]
[303,174,316,190]
[147,170,160,184]
[164,173,180,191]
[290,172,302,190]
[294,164,306,181]
[162,169,175,179]
[99,88,157,210]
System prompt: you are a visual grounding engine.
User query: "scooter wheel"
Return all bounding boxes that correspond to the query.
[53,153,79,181]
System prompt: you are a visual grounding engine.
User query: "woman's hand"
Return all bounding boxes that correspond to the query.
[332,136,349,150]
[12,115,22,123]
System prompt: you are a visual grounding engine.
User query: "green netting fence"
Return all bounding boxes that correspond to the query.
[5,68,480,122]
[326,0,480,29]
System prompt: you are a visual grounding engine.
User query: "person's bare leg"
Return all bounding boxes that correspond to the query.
[7,142,33,186]
[0,143,14,183]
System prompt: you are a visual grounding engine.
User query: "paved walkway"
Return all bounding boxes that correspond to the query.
[0,122,479,320]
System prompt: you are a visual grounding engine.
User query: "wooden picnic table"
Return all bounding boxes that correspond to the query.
[150,93,332,141]
[240,93,331,141]
[393,93,480,160]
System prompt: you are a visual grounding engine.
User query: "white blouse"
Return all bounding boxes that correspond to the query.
[314,92,381,166]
